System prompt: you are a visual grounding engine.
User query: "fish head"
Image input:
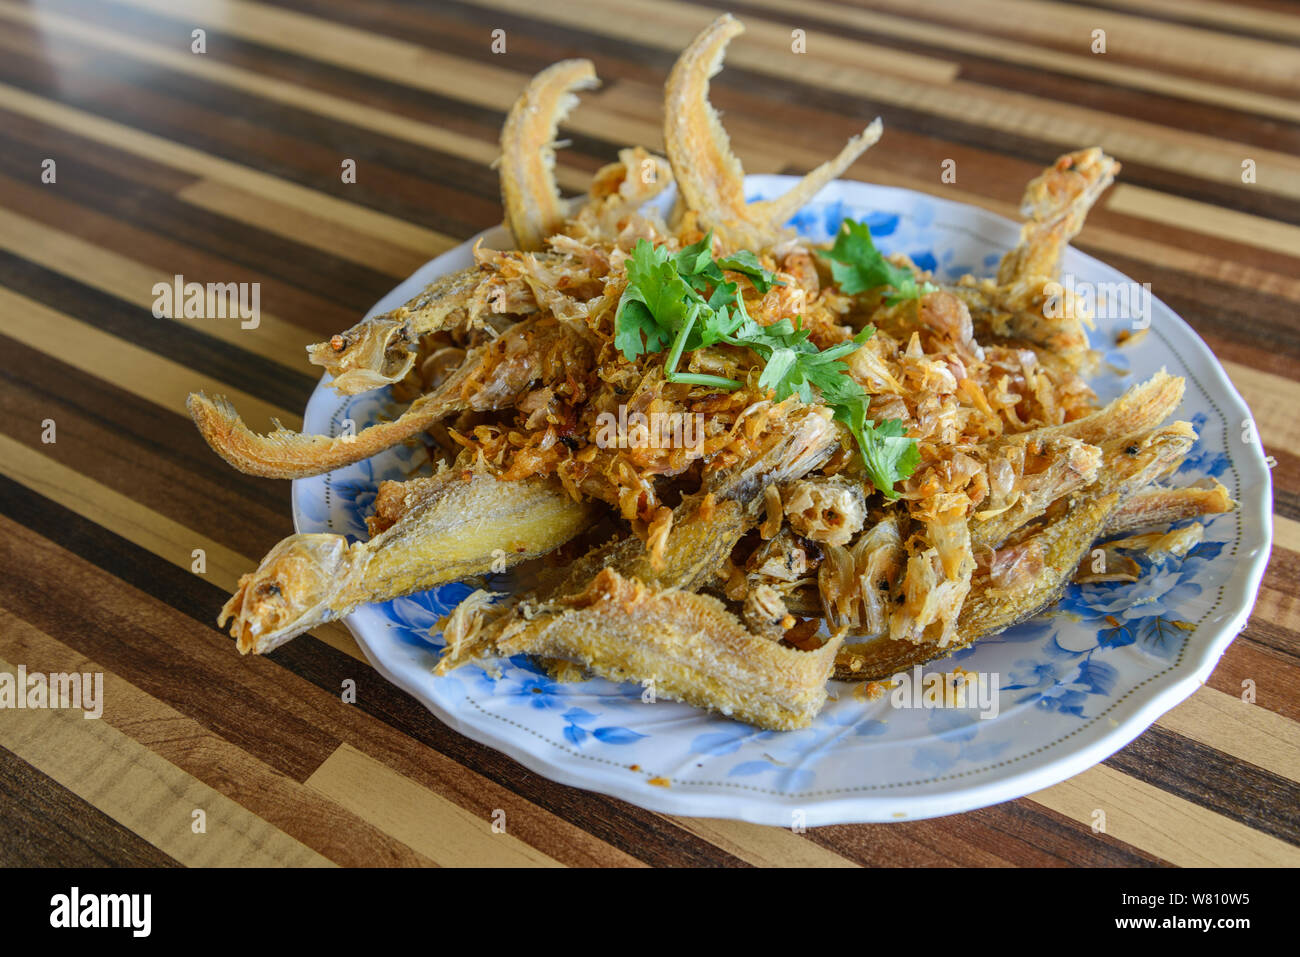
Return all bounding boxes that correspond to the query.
[220,534,361,654]
[307,314,415,395]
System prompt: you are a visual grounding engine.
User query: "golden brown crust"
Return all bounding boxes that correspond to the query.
[664,14,882,250]
[499,569,844,730]
[836,490,1119,680]
[500,59,599,251]
[305,267,486,395]
[221,471,597,654]
[186,388,464,480]
[1106,479,1234,533]
[998,148,1120,286]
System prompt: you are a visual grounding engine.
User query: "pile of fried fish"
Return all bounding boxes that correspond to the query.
[190,15,1233,731]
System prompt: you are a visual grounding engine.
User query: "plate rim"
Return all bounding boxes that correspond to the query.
[292,175,1273,825]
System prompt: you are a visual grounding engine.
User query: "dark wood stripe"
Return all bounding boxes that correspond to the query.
[304,0,1300,224]
[0,42,490,245]
[0,479,744,866]
[0,0,1291,866]
[0,107,404,316]
[0,608,438,868]
[60,0,627,177]
[0,166,360,343]
[0,745,181,867]
[266,610,754,867]
[1207,637,1300,724]
[0,249,319,411]
[1262,449,1299,525]
[1104,725,1300,846]
[56,0,523,152]
[0,339,290,555]
[703,0,1300,149]
[810,798,1168,866]
[0,95,198,195]
[0,495,344,783]
[1059,0,1300,45]
[834,0,1300,100]
[1082,245,1300,373]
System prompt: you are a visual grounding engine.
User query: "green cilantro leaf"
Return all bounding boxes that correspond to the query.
[833,399,921,500]
[615,240,694,360]
[716,249,783,293]
[613,233,919,496]
[818,219,937,304]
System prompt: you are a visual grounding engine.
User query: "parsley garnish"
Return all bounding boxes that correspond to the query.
[612,230,919,497]
[817,219,936,305]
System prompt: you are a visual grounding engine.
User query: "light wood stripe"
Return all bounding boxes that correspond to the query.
[1222,360,1300,456]
[1249,585,1300,646]
[1116,0,1300,40]
[0,284,296,429]
[476,0,964,86]
[792,154,1300,305]
[112,0,793,174]
[0,433,366,663]
[1155,686,1300,783]
[305,742,564,867]
[175,180,435,278]
[862,0,1300,90]
[120,0,957,86]
[0,609,430,865]
[0,0,1291,864]
[486,0,1300,200]
[0,208,316,373]
[731,0,1300,123]
[0,1,592,199]
[0,82,454,257]
[1029,763,1300,867]
[0,648,331,867]
[1109,184,1300,259]
[1274,516,1300,555]
[821,164,1300,305]
[676,816,857,866]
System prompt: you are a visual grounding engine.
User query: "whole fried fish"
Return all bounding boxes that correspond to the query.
[220,469,598,654]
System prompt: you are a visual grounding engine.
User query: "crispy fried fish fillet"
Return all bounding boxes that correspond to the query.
[968,436,1103,549]
[496,568,845,730]
[998,147,1120,286]
[952,278,1094,359]
[435,402,842,672]
[947,148,1119,362]
[1105,478,1234,533]
[1010,369,1184,448]
[664,14,882,250]
[835,491,1119,681]
[834,421,1196,679]
[305,267,506,396]
[189,316,590,478]
[220,470,599,654]
[501,59,599,251]
[565,146,673,244]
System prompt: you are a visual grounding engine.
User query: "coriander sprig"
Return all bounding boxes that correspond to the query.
[817,219,937,305]
[612,225,921,497]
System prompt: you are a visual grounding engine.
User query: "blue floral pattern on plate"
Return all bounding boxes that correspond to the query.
[293,176,1271,825]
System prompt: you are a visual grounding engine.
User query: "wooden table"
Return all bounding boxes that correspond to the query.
[1,0,1296,868]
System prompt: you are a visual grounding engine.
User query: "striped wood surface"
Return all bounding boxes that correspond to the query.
[0,0,1297,867]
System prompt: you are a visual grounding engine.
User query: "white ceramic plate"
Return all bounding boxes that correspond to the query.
[292,176,1271,826]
